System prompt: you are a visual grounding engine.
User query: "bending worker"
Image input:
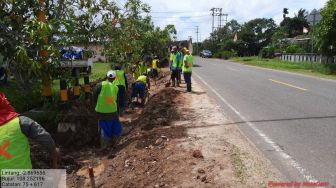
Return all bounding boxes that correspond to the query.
[131,73,150,106]
[94,70,122,149]
[0,92,59,170]
[113,64,128,116]
[183,48,193,92]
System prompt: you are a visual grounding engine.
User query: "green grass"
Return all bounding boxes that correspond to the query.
[90,62,111,80]
[231,57,336,80]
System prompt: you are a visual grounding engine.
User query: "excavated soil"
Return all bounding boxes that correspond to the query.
[30,68,283,188]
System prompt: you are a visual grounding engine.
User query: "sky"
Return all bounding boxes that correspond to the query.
[116,0,328,42]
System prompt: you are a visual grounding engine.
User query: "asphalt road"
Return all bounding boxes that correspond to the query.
[192,57,336,186]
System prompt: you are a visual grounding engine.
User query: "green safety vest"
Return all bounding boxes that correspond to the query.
[136,75,147,84]
[152,59,158,69]
[0,117,32,170]
[182,55,193,73]
[95,81,119,113]
[171,53,178,69]
[139,63,148,75]
[113,70,126,87]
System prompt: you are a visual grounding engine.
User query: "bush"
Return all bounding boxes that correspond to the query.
[213,51,235,60]
[259,47,275,58]
[285,45,306,53]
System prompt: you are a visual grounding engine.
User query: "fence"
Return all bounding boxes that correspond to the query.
[281,54,336,64]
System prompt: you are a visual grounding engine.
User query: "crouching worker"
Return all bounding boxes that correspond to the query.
[94,70,122,149]
[131,73,150,107]
[0,92,60,170]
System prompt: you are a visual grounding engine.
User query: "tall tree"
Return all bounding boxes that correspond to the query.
[315,0,336,55]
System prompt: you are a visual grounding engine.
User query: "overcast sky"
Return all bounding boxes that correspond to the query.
[116,0,328,42]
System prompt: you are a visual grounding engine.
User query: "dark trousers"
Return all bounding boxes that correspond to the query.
[117,85,126,109]
[152,69,158,78]
[183,72,192,92]
[171,69,178,85]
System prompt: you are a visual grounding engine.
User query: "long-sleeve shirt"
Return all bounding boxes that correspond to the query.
[19,116,56,153]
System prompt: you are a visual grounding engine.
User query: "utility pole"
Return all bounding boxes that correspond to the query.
[196,26,199,55]
[219,8,222,28]
[210,8,215,33]
[210,8,228,31]
[310,9,318,54]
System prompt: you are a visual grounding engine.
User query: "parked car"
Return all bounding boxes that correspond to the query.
[200,50,212,58]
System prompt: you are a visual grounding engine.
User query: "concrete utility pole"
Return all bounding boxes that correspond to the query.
[219,8,222,28]
[310,9,318,54]
[210,8,228,31]
[196,26,199,55]
[210,8,215,33]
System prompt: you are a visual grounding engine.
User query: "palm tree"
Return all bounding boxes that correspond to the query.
[296,8,307,18]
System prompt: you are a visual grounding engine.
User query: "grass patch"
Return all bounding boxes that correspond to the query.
[231,57,336,80]
[91,62,111,80]
[231,147,247,184]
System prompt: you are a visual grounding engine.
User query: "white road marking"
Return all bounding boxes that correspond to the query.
[193,71,318,182]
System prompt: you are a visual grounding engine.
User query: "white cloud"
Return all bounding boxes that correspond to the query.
[139,0,328,41]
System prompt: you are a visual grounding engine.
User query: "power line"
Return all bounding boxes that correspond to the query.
[150,15,209,19]
[150,11,209,14]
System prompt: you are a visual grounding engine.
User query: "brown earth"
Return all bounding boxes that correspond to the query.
[30,68,283,188]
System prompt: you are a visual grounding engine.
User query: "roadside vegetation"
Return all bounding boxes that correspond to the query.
[232,57,336,79]
[196,0,336,77]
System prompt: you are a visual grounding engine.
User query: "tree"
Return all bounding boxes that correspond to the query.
[102,0,175,67]
[0,0,119,89]
[280,8,309,37]
[315,0,336,55]
[239,18,276,55]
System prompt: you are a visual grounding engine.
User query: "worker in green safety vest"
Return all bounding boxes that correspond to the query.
[182,48,193,92]
[152,55,159,79]
[131,73,150,107]
[0,92,60,170]
[169,46,179,87]
[113,64,128,116]
[176,46,184,85]
[93,70,121,149]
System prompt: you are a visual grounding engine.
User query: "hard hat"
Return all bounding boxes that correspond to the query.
[107,70,116,79]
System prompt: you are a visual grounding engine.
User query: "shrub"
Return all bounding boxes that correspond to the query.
[214,51,235,59]
[259,47,275,58]
[285,45,306,53]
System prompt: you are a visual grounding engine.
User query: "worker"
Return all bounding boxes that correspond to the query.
[131,73,150,107]
[152,55,159,79]
[176,46,183,85]
[183,48,193,92]
[113,64,128,116]
[169,46,179,87]
[139,61,148,76]
[93,70,121,149]
[132,62,140,80]
[0,92,60,170]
